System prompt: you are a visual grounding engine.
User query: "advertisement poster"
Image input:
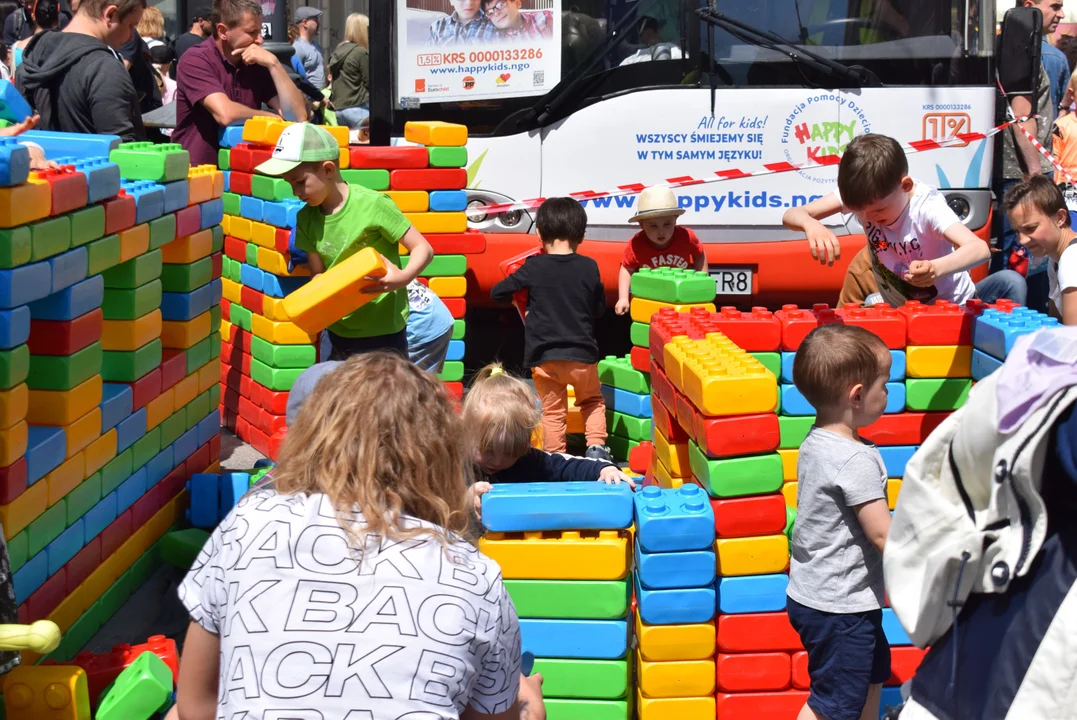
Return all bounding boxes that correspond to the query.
[396,0,562,106]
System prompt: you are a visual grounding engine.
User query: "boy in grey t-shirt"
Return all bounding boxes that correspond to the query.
[786,324,895,720]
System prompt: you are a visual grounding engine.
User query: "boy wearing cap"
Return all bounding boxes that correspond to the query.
[615,186,708,315]
[292,6,325,89]
[257,123,434,360]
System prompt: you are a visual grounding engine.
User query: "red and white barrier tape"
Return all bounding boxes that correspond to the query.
[1013,118,1077,185]
[469,117,1029,217]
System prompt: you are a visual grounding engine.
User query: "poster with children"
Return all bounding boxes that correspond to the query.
[396,0,562,105]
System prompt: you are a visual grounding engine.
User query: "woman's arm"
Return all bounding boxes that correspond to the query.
[175,621,221,720]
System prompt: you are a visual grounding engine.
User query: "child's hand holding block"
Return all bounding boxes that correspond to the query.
[281,247,387,334]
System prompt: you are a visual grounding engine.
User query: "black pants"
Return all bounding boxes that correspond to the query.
[326,329,408,361]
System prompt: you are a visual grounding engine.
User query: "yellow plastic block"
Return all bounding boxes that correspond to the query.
[631,298,716,325]
[324,125,348,150]
[117,223,150,262]
[652,458,686,489]
[888,479,902,510]
[161,228,212,264]
[2,665,91,720]
[404,211,467,234]
[145,387,174,430]
[637,652,716,699]
[198,360,220,393]
[637,690,715,720]
[83,429,116,478]
[257,247,310,277]
[635,615,716,662]
[46,453,84,506]
[281,247,388,334]
[653,426,691,478]
[715,534,790,577]
[0,180,49,228]
[385,190,429,213]
[428,276,466,298]
[404,120,468,147]
[222,277,241,304]
[669,334,778,416]
[782,481,797,509]
[250,313,318,345]
[101,310,162,351]
[565,402,584,435]
[230,216,252,241]
[0,481,46,540]
[28,375,103,426]
[478,530,630,580]
[220,214,231,236]
[250,221,276,249]
[906,345,973,379]
[779,448,798,483]
[220,319,232,343]
[162,310,212,349]
[262,296,289,322]
[242,116,292,145]
[338,148,350,169]
[0,419,27,466]
[0,382,27,430]
[172,373,199,409]
[61,408,101,460]
[204,460,221,474]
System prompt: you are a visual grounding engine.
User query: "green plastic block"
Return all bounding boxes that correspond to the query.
[211,225,224,252]
[779,415,815,449]
[102,339,162,382]
[103,249,163,288]
[752,351,781,380]
[160,256,212,292]
[452,319,466,340]
[102,279,163,320]
[207,383,220,409]
[101,448,133,495]
[148,213,177,250]
[606,410,651,442]
[29,215,72,262]
[906,378,972,412]
[250,357,303,392]
[110,141,191,182]
[66,472,102,526]
[131,427,160,472]
[218,148,231,171]
[785,505,797,538]
[185,336,211,375]
[244,241,258,266]
[421,254,467,276]
[96,581,132,635]
[69,204,106,247]
[159,528,211,570]
[532,659,628,700]
[54,607,102,664]
[210,304,221,330]
[208,331,221,360]
[544,699,628,720]
[598,355,650,394]
[0,344,29,389]
[222,191,241,216]
[427,145,468,168]
[630,322,650,348]
[7,530,26,573]
[250,336,316,369]
[28,342,103,390]
[160,410,186,448]
[607,434,639,461]
[504,580,628,619]
[221,255,238,281]
[341,169,390,191]
[0,225,31,268]
[689,440,783,498]
[27,502,66,556]
[230,304,252,332]
[186,391,212,430]
[630,266,716,304]
[96,650,174,719]
[251,174,295,202]
[86,233,122,275]
[437,360,464,382]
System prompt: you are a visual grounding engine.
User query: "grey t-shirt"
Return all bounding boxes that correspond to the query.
[293,37,326,89]
[786,427,888,613]
[1002,63,1055,180]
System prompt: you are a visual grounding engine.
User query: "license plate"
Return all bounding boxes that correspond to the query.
[710,267,753,295]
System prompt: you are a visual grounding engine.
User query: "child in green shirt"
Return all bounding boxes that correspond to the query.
[256,123,434,359]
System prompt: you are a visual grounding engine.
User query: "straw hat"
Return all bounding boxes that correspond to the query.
[629,186,686,222]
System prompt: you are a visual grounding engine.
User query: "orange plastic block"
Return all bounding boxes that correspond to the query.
[250,313,318,345]
[715,652,792,692]
[160,228,212,264]
[403,120,468,147]
[2,664,91,720]
[404,211,467,234]
[242,116,292,145]
[172,372,199,409]
[117,223,150,263]
[665,334,777,416]
[83,428,116,477]
[0,419,27,467]
[262,296,289,321]
[189,165,224,203]
[198,360,219,393]
[28,375,103,426]
[716,691,809,720]
[653,426,691,478]
[0,180,50,228]
[384,190,429,212]
[46,453,84,506]
[256,247,310,277]
[428,276,466,298]
[101,309,162,351]
[323,125,348,150]
[144,387,174,430]
[0,383,28,430]
[161,311,211,349]
[0,480,46,539]
[61,408,101,459]
[281,247,388,334]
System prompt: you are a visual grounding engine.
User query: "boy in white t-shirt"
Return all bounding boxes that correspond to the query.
[1003,176,1077,324]
[784,133,1028,307]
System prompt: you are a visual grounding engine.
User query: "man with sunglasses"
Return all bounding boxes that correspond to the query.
[482,0,552,41]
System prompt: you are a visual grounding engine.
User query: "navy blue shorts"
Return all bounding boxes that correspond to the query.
[787,596,891,720]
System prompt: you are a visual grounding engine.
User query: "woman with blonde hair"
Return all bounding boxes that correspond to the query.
[329,12,371,128]
[136,5,165,47]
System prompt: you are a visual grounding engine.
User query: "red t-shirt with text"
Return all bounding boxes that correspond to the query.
[621,226,704,272]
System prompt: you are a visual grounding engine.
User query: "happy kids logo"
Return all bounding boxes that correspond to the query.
[495,73,511,85]
[779,94,873,184]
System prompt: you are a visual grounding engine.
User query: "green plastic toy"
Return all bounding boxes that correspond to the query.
[340,168,390,191]
[103,249,163,288]
[96,650,174,720]
[504,579,628,619]
[102,279,163,320]
[28,342,102,390]
[598,355,651,394]
[778,415,815,449]
[629,266,716,304]
[28,215,71,261]
[905,378,972,412]
[110,141,191,183]
[251,336,316,369]
[606,410,652,442]
[69,204,106,248]
[159,528,211,569]
[86,233,122,275]
[159,255,212,292]
[630,322,650,348]
[102,339,163,383]
[0,344,29,389]
[531,659,629,699]
[689,440,784,498]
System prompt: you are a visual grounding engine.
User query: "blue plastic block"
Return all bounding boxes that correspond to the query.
[717,574,789,614]
[29,274,103,320]
[634,485,715,552]
[880,688,903,718]
[83,491,118,541]
[161,284,214,321]
[429,190,468,212]
[240,195,263,222]
[239,263,263,292]
[518,619,628,660]
[99,383,133,433]
[22,130,120,160]
[634,544,715,590]
[219,472,250,518]
[882,608,911,645]
[115,407,147,453]
[973,307,1060,361]
[0,306,30,349]
[174,427,198,465]
[262,199,302,228]
[196,411,219,448]
[121,180,165,225]
[209,277,222,304]
[48,246,88,293]
[971,348,1003,380]
[782,349,906,383]
[146,446,174,487]
[186,473,220,528]
[0,81,30,124]
[262,273,308,298]
[218,125,245,148]
[635,575,716,625]
[599,385,652,418]
[12,551,46,605]
[46,518,84,576]
[116,467,147,513]
[161,180,190,214]
[0,261,51,309]
[480,481,634,532]
[879,445,918,478]
[446,339,464,362]
[51,156,122,204]
[782,382,905,416]
[200,197,224,229]
[222,170,230,193]
[26,425,65,485]
[0,136,29,187]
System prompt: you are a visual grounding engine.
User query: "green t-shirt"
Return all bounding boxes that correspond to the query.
[295,183,411,338]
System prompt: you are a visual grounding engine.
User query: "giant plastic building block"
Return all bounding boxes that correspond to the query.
[598,354,651,394]
[350,146,429,169]
[635,544,715,589]
[3,664,91,719]
[905,378,972,412]
[906,344,972,378]
[0,80,31,123]
[716,691,809,720]
[119,182,164,225]
[95,650,173,720]
[665,335,776,416]
[836,303,907,348]
[634,575,716,625]
[636,692,713,720]
[971,347,1003,380]
[637,653,716,698]
[775,304,823,351]
[518,618,627,660]
[715,534,789,576]
[50,157,119,205]
[478,530,630,580]
[504,579,627,620]
[634,614,715,662]
[23,130,120,160]
[630,297,716,325]
[31,165,89,216]
[973,306,1059,360]
[480,481,633,532]
[718,573,789,614]
[0,179,50,228]
[530,658,628,700]
[693,411,779,459]
[715,652,792,693]
[634,485,714,552]
[0,136,30,187]
[109,142,190,183]
[279,247,387,334]
[712,494,788,538]
[899,300,975,345]
[391,168,467,191]
[403,120,468,147]
[630,267,716,304]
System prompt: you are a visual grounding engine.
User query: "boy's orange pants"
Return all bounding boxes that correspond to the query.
[532,360,607,452]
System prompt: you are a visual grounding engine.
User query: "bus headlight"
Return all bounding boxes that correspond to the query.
[466,200,488,223]
[947,195,971,221]
[500,210,523,228]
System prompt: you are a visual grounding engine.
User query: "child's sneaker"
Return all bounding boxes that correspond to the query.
[586,445,611,461]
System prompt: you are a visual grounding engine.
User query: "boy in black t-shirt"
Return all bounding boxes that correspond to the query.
[491,197,610,460]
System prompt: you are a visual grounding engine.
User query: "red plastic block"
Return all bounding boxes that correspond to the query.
[444,298,466,319]
[715,652,792,692]
[694,411,779,458]
[629,441,653,474]
[713,495,788,538]
[238,394,260,426]
[221,407,237,432]
[209,432,220,460]
[259,384,288,416]
[791,651,809,689]
[161,465,186,500]
[100,510,133,560]
[211,251,222,279]
[837,303,907,349]
[240,285,265,314]
[673,391,698,436]
[966,298,1019,316]
[349,145,429,169]
[132,483,165,528]
[230,327,252,354]
[230,143,273,174]
[186,442,211,477]
[427,231,485,254]
[861,412,949,446]
[898,300,974,346]
[229,171,253,197]
[442,381,463,400]
[222,387,240,413]
[103,192,136,235]
[67,634,180,707]
[175,205,202,239]
[648,307,703,366]
[220,298,231,322]
[28,308,104,355]
[221,366,250,399]
[220,340,243,368]
[651,393,689,444]
[246,379,262,408]
[649,361,676,414]
[125,367,162,411]
[34,165,89,215]
[716,690,809,720]
[389,168,467,191]
[711,306,782,352]
[889,646,927,685]
[25,569,66,621]
[269,428,286,460]
[249,425,271,457]
[629,345,650,373]
[499,246,541,322]
[160,350,188,391]
[224,235,246,262]
[259,409,286,436]
[717,612,804,653]
[0,457,27,504]
[65,537,101,594]
[775,304,825,351]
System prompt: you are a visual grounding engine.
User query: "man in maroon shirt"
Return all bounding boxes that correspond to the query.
[173,0,306,167]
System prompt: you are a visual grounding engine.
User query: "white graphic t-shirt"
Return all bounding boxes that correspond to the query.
[1049,238,1077,316]
[836,181,975,307]
[179,488,521,720]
